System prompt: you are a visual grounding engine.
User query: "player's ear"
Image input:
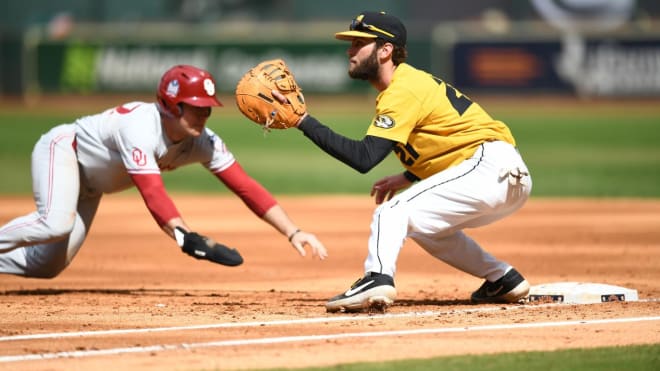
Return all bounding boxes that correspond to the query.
[378,42,394,60]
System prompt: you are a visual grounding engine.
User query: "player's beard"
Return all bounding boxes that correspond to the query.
[348,47,379,81]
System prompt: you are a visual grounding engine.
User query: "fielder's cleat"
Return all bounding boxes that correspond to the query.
[471,268,530,304]
[325,272,396,313]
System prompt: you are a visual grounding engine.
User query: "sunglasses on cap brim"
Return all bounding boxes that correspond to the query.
[350,18,396,39]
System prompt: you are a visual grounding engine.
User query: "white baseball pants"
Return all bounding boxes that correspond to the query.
[0,124,100,278]
[364,140,532,282]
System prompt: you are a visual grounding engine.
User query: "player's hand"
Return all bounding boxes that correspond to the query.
[289,230,328,260]
[272,90,307,127]
[371,173,412,204]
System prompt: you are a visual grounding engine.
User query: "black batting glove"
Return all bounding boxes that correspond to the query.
[175,227,243,267]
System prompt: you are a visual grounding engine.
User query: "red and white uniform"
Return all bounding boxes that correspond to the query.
[0,102,274,277]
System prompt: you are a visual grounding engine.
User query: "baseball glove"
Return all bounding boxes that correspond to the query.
[235,59,306,130]
[175,227,243,267]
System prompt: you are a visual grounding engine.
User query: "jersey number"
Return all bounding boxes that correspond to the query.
[394,79,473,167]
[433,77,473,116]
[394,142,420,166]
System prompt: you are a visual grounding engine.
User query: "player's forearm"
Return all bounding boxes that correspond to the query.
[161,217,190,239]
[260,205,300,241]
[297,115,395,173]
[213,162,277,217]
[130,173,182,228]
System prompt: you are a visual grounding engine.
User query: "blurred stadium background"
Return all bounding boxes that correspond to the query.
[2,0,660,98]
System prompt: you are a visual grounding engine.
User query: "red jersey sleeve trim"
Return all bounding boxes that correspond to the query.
[130,173,180,226]
[213,162,277,217]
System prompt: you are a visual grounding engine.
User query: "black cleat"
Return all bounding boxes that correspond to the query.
[471,268,530,304]
[325,272,397,313]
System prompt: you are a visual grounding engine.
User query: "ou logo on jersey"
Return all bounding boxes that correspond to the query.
[132,148,147,167]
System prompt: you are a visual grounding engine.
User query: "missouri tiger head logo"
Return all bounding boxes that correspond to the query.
[373,115,395,129]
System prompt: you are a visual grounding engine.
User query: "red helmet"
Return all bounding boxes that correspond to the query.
[157,65,223,116]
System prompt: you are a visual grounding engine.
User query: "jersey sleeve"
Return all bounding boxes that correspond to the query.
[213,161,276,217]
[366,86,421,144]
[130,173,181,226]
[198,128,236,173]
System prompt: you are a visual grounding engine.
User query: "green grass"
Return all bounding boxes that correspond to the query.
[0,99,659,197]
[264,344,660,371]
[509,114,660,197]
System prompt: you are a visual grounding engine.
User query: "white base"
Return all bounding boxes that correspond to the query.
[527,282,638,304]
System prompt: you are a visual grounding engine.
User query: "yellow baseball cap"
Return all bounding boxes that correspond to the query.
[335,11,407,46]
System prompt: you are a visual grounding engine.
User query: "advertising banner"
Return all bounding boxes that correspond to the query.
[452,38,660,96]
[33,42,364,94]
[31,35,660,97]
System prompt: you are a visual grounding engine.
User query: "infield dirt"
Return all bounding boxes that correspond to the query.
[1,195,659,370]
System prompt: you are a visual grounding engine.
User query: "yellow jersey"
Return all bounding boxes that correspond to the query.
[366,63,515,180]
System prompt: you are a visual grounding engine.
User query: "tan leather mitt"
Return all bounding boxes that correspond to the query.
[235,59,306,130]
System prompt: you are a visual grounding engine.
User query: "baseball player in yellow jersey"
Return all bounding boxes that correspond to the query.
[276,11,532,312]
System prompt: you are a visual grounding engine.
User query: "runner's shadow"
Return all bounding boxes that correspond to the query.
[0,288,229,297]
[288,298,474,307]
[395,298,473,307]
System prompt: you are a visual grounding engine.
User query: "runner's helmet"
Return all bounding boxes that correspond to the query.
[157,65,222,116]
